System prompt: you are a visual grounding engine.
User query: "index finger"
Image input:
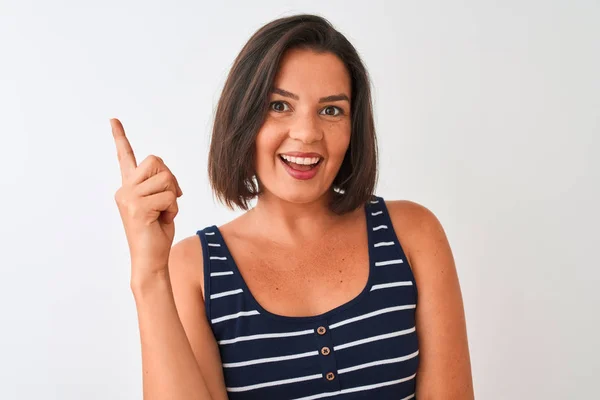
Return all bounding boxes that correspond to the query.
[110,118,137,182]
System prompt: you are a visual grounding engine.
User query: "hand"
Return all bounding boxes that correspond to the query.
[111,118,183,283]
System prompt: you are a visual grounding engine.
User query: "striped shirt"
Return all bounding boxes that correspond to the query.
[196,196,419,399]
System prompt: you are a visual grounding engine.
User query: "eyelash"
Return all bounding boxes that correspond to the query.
[269,101,345,116]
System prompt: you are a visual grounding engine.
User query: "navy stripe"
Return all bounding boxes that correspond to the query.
[196,195,419,399]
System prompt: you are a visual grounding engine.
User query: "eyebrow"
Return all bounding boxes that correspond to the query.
[271,87,350,103]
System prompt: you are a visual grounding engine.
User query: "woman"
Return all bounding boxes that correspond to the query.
[112,14,474,400]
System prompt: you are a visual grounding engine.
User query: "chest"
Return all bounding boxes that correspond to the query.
[224,225,370,317]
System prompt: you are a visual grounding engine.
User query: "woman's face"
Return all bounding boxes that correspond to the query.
[254,48,352,205]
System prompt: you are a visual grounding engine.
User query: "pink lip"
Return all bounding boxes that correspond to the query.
[279,156,322,180]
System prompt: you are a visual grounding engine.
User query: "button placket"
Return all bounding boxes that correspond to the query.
[314,321,340,390]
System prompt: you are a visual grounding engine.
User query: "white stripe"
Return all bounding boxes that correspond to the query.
[227,373,322,393]
[210,271,234,277]
[374,241,394,247]
[211,310,259,324]
[338,350,419,374]
[371,281,413,291]
[210,256,227,261]
[371,211,383,216]
[208,243,221,247]
[334,327,416,351]
[370,200,379,204]
[375,259,403,267]
[223,350,318,368]
[402,394,416,400]
[205,232,215,235]
[372,225,388,231]
[330,305,416,329]
[219,329,315,345]
[290,375,416,400]
[210,289,243,299]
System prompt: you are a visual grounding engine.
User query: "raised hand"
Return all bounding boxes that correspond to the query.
[111,118,183,284]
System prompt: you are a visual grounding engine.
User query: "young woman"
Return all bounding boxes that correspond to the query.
[112,14,474,400]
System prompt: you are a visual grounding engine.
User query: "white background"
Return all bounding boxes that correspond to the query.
[1,0,598,399]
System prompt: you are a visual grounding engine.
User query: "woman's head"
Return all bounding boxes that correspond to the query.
[208,14,377,214]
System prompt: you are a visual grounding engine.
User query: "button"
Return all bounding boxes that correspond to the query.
[326,372,335,381]
[317,326,327,335]
[321,346,331,356]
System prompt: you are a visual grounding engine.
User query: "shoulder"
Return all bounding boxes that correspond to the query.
[383,199,441,229]
[169,233,206,298]
[169,215,249,299]
[384,199,448,251]
[383,199,452,278]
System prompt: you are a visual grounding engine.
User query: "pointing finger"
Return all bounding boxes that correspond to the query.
[110,118,137,182]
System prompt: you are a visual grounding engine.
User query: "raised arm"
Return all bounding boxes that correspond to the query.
[111,118,226,399]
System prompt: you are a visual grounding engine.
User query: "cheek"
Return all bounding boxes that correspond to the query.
[255,125,284,163]
[329,124,352,160]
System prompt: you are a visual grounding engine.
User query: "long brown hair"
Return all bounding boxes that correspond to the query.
[208,14,378,214]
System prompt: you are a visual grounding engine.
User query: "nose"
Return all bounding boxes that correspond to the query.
[288,112,324,144]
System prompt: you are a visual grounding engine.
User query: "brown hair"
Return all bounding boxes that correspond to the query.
[208,14,378,214]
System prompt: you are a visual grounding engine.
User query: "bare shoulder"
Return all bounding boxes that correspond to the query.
[383,199,449,270]
[383,198,456,299]
[384,199,441,228]
[384,199,443,230]
[169,234,205,297]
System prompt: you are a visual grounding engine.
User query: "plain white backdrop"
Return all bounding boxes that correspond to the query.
[1,0,598,399]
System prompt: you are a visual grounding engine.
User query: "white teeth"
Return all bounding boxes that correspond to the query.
[281,155,320,165]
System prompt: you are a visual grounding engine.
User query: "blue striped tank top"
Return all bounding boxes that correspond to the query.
[196,196,419,399]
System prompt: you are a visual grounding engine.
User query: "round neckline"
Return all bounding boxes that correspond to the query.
[210,199,378,323]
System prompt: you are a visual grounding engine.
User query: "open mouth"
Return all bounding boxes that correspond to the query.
[278,154,323,171]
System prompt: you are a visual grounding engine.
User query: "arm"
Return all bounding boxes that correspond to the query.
[110,118,227,399]
[131,236,228,400]
[387,200,474,399]
[169,236,229,399]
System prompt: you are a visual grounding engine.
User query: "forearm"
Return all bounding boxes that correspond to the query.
[132,270,213,400]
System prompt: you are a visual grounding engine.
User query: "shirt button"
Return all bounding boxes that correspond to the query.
[317,326,327,335]
[326,372,335,381]
[321,346,331,356]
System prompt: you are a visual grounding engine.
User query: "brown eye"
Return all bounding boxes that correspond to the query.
[270,101,290,112]
[321,106,343,116]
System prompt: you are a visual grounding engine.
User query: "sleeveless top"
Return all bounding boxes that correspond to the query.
[196,196,419,400]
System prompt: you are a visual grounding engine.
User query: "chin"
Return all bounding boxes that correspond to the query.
[272,186,331,205]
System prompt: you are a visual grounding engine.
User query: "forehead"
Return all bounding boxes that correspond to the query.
[273,48,351,97]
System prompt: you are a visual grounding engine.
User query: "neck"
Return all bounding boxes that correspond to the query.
[246,190,342,246]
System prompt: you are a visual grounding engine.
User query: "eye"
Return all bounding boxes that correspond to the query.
[320,106,344,117]
[269,101,290,112]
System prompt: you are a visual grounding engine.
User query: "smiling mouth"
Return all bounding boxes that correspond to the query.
[278,154,323,171]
